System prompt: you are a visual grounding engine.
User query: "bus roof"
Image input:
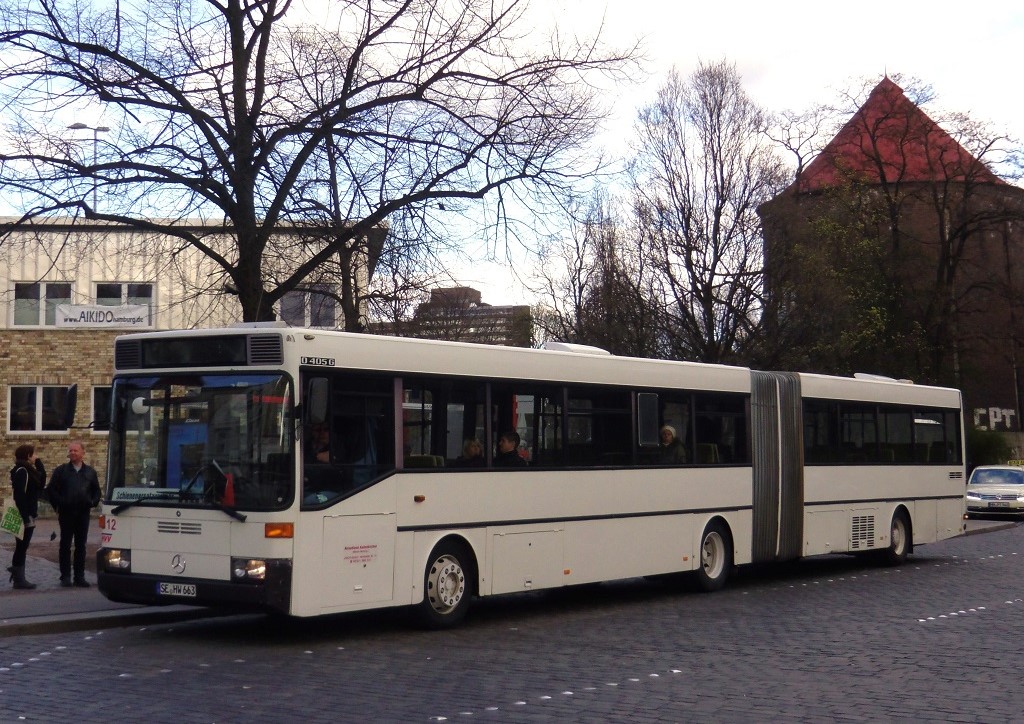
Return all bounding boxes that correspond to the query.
[114,325,961,405]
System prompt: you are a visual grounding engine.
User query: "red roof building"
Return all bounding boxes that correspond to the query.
[758,77,1024,431]
[794,77,1004,193]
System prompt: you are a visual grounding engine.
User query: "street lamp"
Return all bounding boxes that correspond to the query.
[67,122,110,209]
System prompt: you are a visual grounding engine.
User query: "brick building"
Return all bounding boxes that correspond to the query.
[1,329,118,492]
[758,77,1024,430]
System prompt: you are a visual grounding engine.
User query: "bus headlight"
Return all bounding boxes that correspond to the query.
[101,548,131,573]
[231,558,267,582]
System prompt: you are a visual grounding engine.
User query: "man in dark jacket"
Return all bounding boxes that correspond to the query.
[493,431,528,468]
[47,441,101,588]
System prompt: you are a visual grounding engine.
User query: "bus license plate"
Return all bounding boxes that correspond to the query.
[989,501,1011,508]
[157,582,197,597]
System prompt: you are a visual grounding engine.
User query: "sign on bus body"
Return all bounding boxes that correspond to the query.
[55,304,151,328]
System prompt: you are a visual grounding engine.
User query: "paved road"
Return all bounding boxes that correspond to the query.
[1,519,1021,722]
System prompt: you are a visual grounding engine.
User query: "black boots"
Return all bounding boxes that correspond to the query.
[9,565,37,590]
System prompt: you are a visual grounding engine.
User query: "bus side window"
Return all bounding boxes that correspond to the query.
[694,393,746,464]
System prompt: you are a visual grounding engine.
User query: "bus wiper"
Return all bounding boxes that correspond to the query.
[111,491,183,515]
[182,460,246,521]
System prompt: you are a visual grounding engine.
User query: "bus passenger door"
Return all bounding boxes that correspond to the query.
[320,513,396,608]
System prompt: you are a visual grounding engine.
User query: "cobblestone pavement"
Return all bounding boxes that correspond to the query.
[1,523,1022,723]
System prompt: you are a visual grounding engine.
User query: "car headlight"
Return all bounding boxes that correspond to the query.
[965,489,981,499]
[101,548,131,573]
[231,558,267,582]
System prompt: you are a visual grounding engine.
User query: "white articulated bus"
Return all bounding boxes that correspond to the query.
[96,324,966,626]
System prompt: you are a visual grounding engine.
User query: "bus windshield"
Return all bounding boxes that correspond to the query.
[105,373,294,511]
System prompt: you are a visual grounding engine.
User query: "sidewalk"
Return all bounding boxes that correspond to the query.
[0,517,222,637]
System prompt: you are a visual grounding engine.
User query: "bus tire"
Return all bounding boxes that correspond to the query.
[695,520,732,592]
[880,510,911,566]
[415,541,474,629]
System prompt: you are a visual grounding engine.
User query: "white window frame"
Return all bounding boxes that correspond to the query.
[95,281,154,306]
[7,384,74,433]
[12,281,73,327]
[95,281,154,325]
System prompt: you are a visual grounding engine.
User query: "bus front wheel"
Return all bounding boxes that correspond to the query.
[415,541,473,628]
[695,520,732,592]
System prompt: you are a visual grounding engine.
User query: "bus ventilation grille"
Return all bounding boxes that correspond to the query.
[248,334,284,365]
[850,515,876,550]
[949,471,963,479]
[157,521,202,536]
[115,340,142,370]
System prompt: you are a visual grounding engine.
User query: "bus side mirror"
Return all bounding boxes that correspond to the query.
[307,378,329,425]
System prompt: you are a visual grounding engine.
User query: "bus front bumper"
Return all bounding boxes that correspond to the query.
[97,555,293,615]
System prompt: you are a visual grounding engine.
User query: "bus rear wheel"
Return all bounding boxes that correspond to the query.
[880,510,911,566]
[695,521,732,592]
[415,541,473,629]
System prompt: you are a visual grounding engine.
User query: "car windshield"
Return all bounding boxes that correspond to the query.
[105,373,294,511]
[969,468,1024,486]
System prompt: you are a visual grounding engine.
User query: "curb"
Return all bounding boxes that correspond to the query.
[962,520,1019,536]
[0,606,234,638]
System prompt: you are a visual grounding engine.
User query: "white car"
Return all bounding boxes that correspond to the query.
[966,465,1024,517]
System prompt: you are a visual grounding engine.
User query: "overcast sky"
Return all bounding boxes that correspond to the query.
[566,0,1024,140]
[457,0,1024,306]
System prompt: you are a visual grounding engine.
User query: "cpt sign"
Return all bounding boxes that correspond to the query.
[301,356,336,366]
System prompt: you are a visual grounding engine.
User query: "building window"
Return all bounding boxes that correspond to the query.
[96,282,153,308]
[8,385,74,432]
[280,285,336,327]
[92,386,150,432]
[13,282,72,326]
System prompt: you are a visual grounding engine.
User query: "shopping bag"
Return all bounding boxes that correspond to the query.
[1,498,24,540]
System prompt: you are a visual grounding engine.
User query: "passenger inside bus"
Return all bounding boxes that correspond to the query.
[494,431,528,467]
[658,425,688,464]
[451,438,484,467]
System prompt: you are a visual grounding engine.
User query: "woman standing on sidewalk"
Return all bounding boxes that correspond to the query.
[8,443,45,590]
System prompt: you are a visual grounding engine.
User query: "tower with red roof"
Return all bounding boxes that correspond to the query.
[758,77,1024,430]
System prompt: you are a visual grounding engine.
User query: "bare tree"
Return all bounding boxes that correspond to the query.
[629,60,787,364]
[0,0,636,321]
[531,190,662,357]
